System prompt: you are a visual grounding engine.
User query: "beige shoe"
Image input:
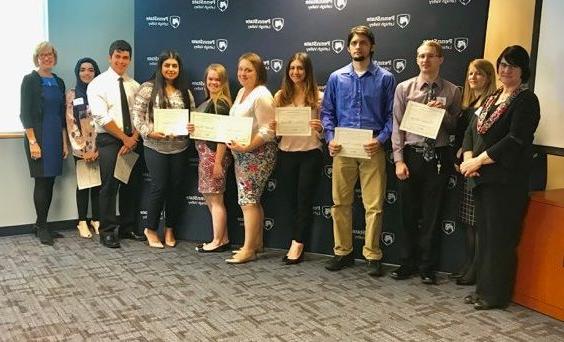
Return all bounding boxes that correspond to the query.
[90,221,100,235]
[144,228,164,249]
[77,221,92,239]
[225,249,256,264]
[164,227,176,247]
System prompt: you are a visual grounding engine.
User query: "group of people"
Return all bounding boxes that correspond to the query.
[20,25,540,311]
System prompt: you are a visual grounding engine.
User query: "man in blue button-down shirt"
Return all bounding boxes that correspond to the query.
[320,25,396,277]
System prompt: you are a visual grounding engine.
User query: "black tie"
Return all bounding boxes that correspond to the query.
[119,77,132,136]
[422,82,438,161]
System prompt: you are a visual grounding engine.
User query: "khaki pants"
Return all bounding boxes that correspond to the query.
[331,148,386,260]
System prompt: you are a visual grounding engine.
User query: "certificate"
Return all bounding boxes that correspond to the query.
[114,151,139,184]
[76,160,101,190]
[334,127,372,159]
[399,100,446,139]
[275,107,311,136]
[190,112,253,146]
[153,108,189,136]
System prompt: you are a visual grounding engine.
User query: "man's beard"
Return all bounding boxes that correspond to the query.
[352,55,367,62]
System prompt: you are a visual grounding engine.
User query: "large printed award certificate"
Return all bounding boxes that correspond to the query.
[113,151,139,184]
[334,127,372,159]
[275,107,311,136]
[153,108,189,135]
[399,101,446,139]
[76,160,101,190]
[190,112,253,145]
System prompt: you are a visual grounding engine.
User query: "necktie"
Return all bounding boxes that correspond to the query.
[119,77,132,136]
[422,82,438,162]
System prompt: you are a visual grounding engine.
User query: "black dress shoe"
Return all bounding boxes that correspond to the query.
[448,272,464,279]
[286,250,304,265]
[325,253,354,271]
[37,226,54,246]
[456,277,476,286]
[464,293,479,304]
[50,231,64,239]
[366,260,383,277]
[100,234,120,248]
[195,242,231,253]
[119,231,147,241]
[420,271,437,285]
[474,298,506,310]
[390,265,416,280]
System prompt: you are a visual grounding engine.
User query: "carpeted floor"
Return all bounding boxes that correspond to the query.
[0,232,562,341]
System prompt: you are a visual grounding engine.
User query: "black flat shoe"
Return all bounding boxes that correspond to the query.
[464,293,479,304]
[285,250,304,265]
[474,298,506,310]
[196,242,231,253]
[390,265,417,280]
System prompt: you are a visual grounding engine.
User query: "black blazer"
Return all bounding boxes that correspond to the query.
[462,89,540,185]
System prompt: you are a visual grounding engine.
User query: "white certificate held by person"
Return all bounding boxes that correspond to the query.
[153,108,189,136]
[399,100,446,139]
[76,160,102,190]
[275,107,311,136]
[114,151,139,184]
[190,111,253,146]
[334,127,373,159]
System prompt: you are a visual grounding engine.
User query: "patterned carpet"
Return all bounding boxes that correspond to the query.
[0,232,562,342]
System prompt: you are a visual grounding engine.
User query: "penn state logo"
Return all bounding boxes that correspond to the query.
[459,0,472,5]
[266,179,277,192]
[216,39,228,52]
[217,0,228,12]
[331,40,345,54]
[323,165,333,178]
[393,59,406,73]
[396,14,410,29]
[272,18,284,31]
[381,232,395,246]
[454,37,469,52]
[271,59,283,73]
[448,175,457,189]
[312,206,321,216]
[169,16,180,29]
[442,221,456,235]
[263,60,270,70]
[385,190,397,204]
[322,206,332,219]
[334,0,347,11]
[264,218,275,230]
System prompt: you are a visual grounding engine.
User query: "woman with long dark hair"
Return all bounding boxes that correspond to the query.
[66,57,101,238]
[271,52,323,264]
[132,50,195,248]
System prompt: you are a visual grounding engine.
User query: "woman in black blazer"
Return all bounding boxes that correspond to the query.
[460,46,540,310]
[20,41,68,245]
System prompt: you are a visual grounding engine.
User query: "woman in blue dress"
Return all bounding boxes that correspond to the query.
[20,41,68,245]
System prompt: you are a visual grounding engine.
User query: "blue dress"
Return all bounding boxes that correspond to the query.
[40,76,64,177]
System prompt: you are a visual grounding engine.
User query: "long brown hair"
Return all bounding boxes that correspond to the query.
[276,52,319,109]
[461,59,496,109]
[203,63,232,107]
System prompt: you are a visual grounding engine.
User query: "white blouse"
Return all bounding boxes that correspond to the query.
[230,85,275,142]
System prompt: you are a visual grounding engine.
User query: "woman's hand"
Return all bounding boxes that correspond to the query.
[148,131,167,140]
[63,141,69,159]
[30,142,41,160]
[309,119,323,132]
[83,150,98,163]
[269,120,277,133]
[187,123,195,135]
[226,140,249,153]
[460,157,482,177]
[328,140,342,157]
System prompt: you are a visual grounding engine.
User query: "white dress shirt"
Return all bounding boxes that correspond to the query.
[87,67,140,133]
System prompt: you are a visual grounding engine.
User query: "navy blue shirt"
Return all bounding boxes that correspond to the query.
[321,62,396,144]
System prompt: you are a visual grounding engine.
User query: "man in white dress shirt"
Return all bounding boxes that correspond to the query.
[88,40,145,248]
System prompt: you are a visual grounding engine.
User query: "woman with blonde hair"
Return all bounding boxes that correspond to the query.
[189,64,233,252]
[451,59,496,285]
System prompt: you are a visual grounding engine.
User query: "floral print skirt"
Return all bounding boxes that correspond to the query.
[232,142,277,205]
[196,141,232,194]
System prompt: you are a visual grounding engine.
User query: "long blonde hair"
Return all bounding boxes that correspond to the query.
[203,63,232,107]
[461,59,496,109]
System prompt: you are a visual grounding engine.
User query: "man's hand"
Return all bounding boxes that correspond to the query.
[363,138,381,157]
[395,161,410,180]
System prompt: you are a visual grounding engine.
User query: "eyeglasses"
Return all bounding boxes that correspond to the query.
[39,52,54,59]
[417,54,440,59]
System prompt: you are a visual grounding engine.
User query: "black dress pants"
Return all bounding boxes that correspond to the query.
[277,149,323,243]
[144,146,188,231]
[474,181,529,307]
[96,133,143,236]
[398,146,452,272]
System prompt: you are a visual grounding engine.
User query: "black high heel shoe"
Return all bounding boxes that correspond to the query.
[285,250,304,265]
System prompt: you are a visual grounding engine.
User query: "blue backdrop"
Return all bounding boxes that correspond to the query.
[134,0,490,272]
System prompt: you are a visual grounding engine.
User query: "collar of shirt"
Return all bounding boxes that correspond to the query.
[105,67,131,82]
[341,61,379,78]
[416,76,444,92]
